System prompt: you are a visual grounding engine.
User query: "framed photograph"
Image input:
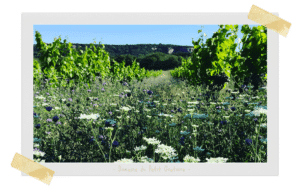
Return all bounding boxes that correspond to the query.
[23,12,278,176]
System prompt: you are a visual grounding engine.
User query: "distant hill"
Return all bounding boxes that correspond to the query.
[33,43,194,58]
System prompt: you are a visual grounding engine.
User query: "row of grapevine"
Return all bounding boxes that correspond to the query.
[231,25,267,90]
[33,31,162,88]
[171,24,267,90]
[109,58,161,83]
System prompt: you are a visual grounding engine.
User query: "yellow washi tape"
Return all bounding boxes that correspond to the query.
[248,5,291,37]
[11,153,55,185]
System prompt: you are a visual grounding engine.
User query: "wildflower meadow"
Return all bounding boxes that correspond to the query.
[33,24,267,163]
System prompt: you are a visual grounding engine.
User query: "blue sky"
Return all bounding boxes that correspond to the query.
[33,25,259,50]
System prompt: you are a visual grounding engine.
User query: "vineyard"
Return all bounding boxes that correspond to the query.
[171,25,267,91]
[33,24,267,163]
[33,31,163,89]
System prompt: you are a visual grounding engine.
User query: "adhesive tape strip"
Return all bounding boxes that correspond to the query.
[248,5,291,37]
[11,153,55,185]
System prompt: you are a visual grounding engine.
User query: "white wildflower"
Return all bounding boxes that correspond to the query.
[140,156,154,163]
[206,157,228,163]
[183,155,200,163]
[114,158,134,163]
[134,145,147,152]
[155,144,177,160]
[143,137,160,145]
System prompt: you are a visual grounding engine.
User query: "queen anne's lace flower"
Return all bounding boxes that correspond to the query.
[206,157,228,163]
[140,156,154,163]
[134,145,147,152]
[183,155,200,163]
[34,158,46,163]
[33,148,45,157]
[143,137,160,145]
[79,113,100,119]
[155,144,177,160]
[251,107,267,116]
[114,158,134,163]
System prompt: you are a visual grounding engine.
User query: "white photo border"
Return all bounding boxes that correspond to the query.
[22,12,279,176]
